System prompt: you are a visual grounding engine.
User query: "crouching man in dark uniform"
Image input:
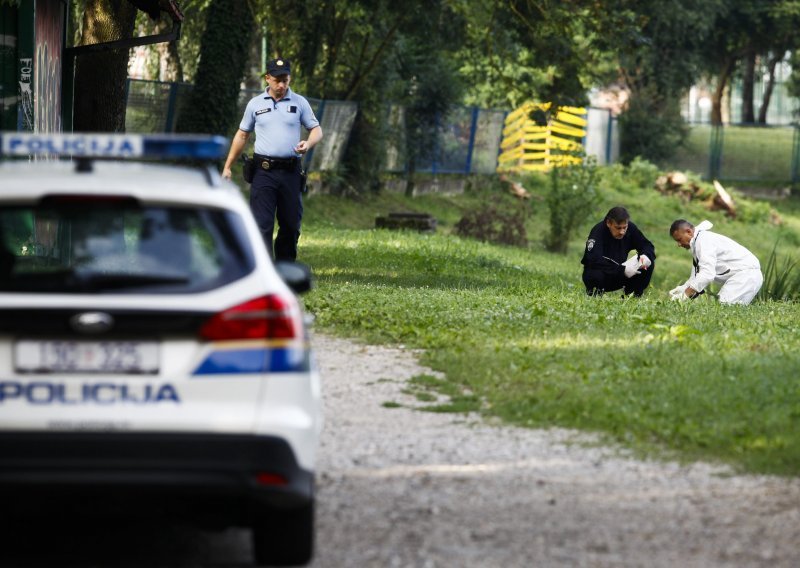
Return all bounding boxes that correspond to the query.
[581,206,656,297]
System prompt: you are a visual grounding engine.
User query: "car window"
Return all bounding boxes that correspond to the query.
[0,199,255,293]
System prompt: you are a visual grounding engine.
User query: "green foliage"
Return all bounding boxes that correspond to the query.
[619,94,688,165]
[735,197,775,224]
[394,33,464,195]
[543,158,601,254]
[625,157,661,189]
[592,0,724,158]
[597,157,660,195]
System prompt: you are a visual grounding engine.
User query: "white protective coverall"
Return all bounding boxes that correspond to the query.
[683,220,763,305]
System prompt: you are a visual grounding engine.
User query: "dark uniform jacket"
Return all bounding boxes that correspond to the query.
[580,221,656,277]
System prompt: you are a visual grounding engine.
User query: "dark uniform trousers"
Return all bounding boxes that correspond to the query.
[250,165,303,261]
[582,262,655,297]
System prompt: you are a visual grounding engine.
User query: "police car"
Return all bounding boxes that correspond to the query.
[0,133,321,566]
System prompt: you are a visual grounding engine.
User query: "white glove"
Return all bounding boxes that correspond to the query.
[622,256,641,278]
[639,255,652,270]
[669,284,687,301]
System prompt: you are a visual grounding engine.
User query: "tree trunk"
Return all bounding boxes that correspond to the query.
[741,47,756,124]
[154,20,183,82]
[405,159,416,197]
[175,0,253,137]
[711,57,736,126]
[758,52,784,124]
[72,0,137,132]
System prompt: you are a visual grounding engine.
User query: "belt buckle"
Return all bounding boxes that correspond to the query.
[261,159,271,171]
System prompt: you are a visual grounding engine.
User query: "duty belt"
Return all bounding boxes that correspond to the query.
[255,155,298,171]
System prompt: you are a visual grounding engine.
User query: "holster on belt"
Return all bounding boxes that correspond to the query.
[255,155,298,172]
[241,154,255,184]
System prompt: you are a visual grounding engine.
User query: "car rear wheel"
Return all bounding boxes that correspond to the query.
[252,501,314,566]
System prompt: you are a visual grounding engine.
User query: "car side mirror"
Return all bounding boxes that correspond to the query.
[274,261,313,294]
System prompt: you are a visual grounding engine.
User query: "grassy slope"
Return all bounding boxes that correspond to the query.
[299,174,800,476]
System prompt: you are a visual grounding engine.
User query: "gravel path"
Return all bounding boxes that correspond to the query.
[310,333,800,568]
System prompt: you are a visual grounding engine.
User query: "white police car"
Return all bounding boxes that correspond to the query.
[0,133,321,566]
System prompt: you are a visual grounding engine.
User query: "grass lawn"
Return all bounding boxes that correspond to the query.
[297,170,800,477]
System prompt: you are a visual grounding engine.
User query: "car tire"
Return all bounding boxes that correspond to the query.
[252,501,314,566]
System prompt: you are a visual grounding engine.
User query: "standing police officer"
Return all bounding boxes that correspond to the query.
[581,206,656,297]
[222,58,322,261]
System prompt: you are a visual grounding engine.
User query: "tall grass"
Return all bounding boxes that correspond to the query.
[759,238,800,301]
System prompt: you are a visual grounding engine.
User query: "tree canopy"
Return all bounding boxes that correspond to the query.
[68,0,800,175]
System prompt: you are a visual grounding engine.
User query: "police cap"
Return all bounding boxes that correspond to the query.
[266,58,291,76]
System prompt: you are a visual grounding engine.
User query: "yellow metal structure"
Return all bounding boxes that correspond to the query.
[497,102,587,173]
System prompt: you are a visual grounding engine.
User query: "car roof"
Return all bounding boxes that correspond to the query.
[0,160,243,209]
[0,133,242,209]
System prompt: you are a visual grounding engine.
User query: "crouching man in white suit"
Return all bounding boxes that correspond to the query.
[669,219,763,305]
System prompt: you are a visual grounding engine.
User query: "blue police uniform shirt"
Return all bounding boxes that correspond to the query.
[239,87,320,158]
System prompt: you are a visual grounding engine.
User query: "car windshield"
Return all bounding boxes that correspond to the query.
[0,198,255,293]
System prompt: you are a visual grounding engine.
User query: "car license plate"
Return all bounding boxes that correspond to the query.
[14,340,159,374]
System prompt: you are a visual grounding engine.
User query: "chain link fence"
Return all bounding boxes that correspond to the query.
[124,79,617,176]
[665,124,800,186]
[383,105,507,174]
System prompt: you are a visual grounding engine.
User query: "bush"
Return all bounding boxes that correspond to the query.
[598,157,660,195]
[735,198,775,225]
[454,205,528,247]
[619,96,687,166]
[543,157,601,254]
[626,157,661,189]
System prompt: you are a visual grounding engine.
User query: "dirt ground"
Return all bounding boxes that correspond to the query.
[311,333,800,568]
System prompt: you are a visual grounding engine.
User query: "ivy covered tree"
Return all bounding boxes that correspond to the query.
[72,0,138,132]
[174,0,252,136]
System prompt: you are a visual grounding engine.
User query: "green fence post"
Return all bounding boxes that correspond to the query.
[791,125,800,193]
[708,125,723,180]
[165,81,179,132]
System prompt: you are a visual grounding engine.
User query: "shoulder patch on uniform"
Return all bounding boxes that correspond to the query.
[255,108,271,115]
[587,238,595,251]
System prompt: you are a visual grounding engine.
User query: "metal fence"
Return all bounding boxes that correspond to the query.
[383,104,508,174]
[124,79,359,171]
[664,123,800,185]
[124,79,618,175]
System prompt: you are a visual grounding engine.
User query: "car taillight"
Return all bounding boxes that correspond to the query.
[199,294,300,340]
[255,472,289,486]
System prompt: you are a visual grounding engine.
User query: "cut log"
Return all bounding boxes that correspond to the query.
[710,180,736,217]
[499,174,532,200]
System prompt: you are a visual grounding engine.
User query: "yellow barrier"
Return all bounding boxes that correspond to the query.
[497,102,587,173]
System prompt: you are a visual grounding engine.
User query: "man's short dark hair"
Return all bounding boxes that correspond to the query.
[605,206,630,223]
[670,219,693,235]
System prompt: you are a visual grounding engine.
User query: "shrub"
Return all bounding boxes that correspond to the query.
[454,205,528,247]
[619,95,688,165]
[626,157,661,189]
[735,198,775,225]
[598,158,660,195]
[543,157,601,254]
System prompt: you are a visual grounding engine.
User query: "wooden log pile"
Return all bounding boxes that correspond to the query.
[654,172,736,218]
